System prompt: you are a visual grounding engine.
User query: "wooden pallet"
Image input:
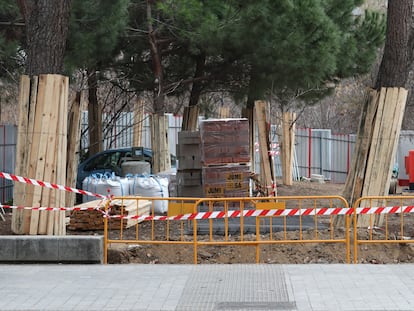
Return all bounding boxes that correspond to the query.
[68,198,151,230]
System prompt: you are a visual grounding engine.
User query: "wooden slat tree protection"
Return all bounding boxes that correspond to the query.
[12,74,69,235]
[150,114,171,174]
[218,107,230,118]
[242,107,255,181]
[342,87,407,227]
[65,92,81,208]
[280,112,296,186]
[11,75,33,234]
[182,106,199,131]
[255,101,276,196]
[133,98,145,147]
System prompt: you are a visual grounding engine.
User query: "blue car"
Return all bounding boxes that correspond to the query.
[76,147,176,191]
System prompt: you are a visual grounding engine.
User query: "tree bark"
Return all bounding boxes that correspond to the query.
[181,53,205,131]
[375,0,412,89]
[13,1,71,235]
[18,0,71,75]
[87,69,103,157]
[341,1,412,228]
[188,53,206,108]
[146,0,170,172]
[147,0,164,115]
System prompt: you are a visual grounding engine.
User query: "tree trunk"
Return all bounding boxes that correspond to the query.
[342,1,412,228]
[150,114,171,174]
[147,0,169,171]
[147,0,164,115]
[12,1,71,235]
[188,53,206,108]
[133,98,145,146]
[13,74,69,235]
[375,1,412,89]
[87,69,103,157]
[280,112,296,186]
[181,54,206,131]
[245,69,261,174]
[18,0,71,75]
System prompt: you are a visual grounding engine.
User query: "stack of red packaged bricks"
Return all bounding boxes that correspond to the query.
[199,118,250,197]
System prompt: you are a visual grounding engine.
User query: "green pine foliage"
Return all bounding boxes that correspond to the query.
[65,0,130,73]
[338,10,386,76]
[133,0,385,109]
[0,0,21,79]
[0,0,386,112]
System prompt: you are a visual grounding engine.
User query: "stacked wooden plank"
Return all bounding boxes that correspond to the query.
[199,119,251,197]
[68,199,151,230]
[12,74,69,235]
[176,131,203,197]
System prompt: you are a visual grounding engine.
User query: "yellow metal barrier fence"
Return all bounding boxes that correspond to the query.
[352,195,414,264]
[103,195,351,264]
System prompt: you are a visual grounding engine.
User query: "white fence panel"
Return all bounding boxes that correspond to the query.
[4,116,414,202]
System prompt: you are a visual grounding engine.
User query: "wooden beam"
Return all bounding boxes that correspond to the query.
[133,98,144,147]
[342,90,378,205]
[347,87,408,227]
[281,112,296,186]
[182,106,199,131]
[12,75,31,234]
[255,101,273,196]
[32,75,61,234]
[218,107,230,118]
[150,114,170,174]
[65,91,81,207]
[22,76,40,234]
[242,108,255,176]
[13,74,69,235]
[55,75,69,235]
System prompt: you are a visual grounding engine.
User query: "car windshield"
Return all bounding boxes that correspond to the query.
[84,151,124,171]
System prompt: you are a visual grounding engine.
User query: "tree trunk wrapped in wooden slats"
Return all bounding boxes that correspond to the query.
[150,114,171,174]
[342,87,407,227]
[280,112,296,186]
[12,74,69,235]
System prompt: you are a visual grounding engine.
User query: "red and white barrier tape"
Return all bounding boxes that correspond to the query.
[108,205,414,221]
[0,171,111,216]
[0,171,107,199]
[2,204,414,221]
[355,205,414,215]
[2,171,414,221]
[0,204,102,212]
[109,206,352,221]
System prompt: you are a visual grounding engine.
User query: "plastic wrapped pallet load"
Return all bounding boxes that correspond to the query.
[130,174,169,214]
[199,118,250,165]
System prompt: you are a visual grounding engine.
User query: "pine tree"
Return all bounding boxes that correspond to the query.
[65,0,130,156]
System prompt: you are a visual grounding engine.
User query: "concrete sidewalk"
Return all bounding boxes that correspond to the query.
[1,264,414,310]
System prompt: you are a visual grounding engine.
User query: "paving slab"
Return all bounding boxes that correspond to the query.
[1,264,414,310]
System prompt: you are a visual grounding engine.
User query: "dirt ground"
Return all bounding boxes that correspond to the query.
[3,180,414,265]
